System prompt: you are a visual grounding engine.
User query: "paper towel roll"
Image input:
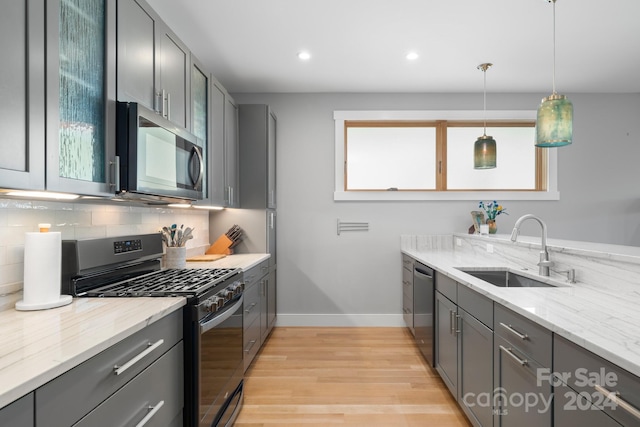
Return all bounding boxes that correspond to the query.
[16,229,72,311]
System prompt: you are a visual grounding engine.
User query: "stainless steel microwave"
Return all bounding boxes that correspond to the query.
[116,102,204,202]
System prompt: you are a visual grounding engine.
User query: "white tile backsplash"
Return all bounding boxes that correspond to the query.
[0,198,211,290]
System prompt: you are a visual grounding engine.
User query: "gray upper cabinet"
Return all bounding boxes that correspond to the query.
[225,95,240,207]
[204,80,227,207]
[45,0,117,197]
[238,104,277,209]
[1,0,116,197]
[0,0,45,191]
[117,0,190,129]
[190,57,210,204]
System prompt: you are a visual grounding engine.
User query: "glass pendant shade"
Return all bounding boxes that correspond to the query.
[474,135,497,169]
[535,93,573,147]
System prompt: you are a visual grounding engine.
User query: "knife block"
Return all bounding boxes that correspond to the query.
[206,234,234,255]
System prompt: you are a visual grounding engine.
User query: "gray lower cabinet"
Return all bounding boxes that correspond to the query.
[554,382,621,426]
[262,266,277,343]
[35,310,183,427]
[435,290,458,396]
[401,254,414,334]
[435,276,495,427]
[0,392,34,427]
[458,284,494,427]
[493,305,552,427]
[74,342,184,427]
[243,259,270,371]
[554,334,639,426]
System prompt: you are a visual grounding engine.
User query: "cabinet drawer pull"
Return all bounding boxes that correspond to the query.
[113,339,164,376]
[499,322,529,340]
[245,302,257,313]
[499,345,528,366]
[135,400,164,427]
[244,339,257,353]
[594,384,640,420]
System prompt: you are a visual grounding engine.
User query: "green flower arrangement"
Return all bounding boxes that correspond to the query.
[479,200,507,221]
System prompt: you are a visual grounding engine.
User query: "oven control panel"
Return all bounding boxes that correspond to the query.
[113,239,143,254]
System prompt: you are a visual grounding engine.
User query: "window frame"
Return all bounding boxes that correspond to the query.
[334,110,559,201]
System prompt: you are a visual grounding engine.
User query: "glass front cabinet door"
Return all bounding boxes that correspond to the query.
[46,0,117,196]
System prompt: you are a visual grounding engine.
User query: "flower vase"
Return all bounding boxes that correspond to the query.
[486,219,497,234]
[165,246,186,269]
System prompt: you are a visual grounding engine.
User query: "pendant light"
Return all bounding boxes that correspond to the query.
[535,0,573,147]
[474,63,496,169]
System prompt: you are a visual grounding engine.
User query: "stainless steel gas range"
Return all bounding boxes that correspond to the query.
[61,233,245,427]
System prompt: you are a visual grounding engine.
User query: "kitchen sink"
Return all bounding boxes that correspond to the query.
[456,268,558,288]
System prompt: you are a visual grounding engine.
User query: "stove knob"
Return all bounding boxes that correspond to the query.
[221,290,233,301]
[203,298,218,313]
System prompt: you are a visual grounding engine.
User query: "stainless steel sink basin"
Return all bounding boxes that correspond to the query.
[457,268,558,288]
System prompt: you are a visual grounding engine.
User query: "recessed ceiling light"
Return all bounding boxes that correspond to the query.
[406,52,419,61]
[297,51,311,60]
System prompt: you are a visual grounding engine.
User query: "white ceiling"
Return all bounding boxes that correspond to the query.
[146,0,640,94]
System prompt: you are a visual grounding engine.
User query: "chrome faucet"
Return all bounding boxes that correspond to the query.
[510,214,554,276]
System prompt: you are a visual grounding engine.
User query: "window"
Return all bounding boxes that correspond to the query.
[334,111,558,201]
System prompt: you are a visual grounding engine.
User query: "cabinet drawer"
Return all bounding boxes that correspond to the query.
[495,304,551,367]
[244,316,261,371]
[554,335,640,427]
[243,278,261,328]
[0,393,33,427]
[402,254,414,272]
[457,284,493,329]
[554,381,622,427]
[74,342,184,427]
[36,309,183,427]
[244,260,269,289]
[435,271,457,303]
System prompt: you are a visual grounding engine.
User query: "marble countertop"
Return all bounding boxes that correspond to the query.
[403,246,640,378]
[0,297,185,409]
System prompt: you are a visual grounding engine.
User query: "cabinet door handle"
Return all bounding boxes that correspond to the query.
[166,92,171,120]
[449,310,455,335]
[245,302,257,313]
[114,339,164,376]
[110,156,120,191]
[454,314,461,335]
[499,322,529,340]
[244,339,257,353]
[499,345,528,366]
[135,400,164,427]
[594,384,640,420]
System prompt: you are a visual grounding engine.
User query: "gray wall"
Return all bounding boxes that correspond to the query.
[227,92,640,326]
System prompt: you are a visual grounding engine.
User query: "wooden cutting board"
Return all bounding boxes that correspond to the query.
[186,254,227,262]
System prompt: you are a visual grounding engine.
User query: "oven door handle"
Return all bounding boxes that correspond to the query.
[200,296,243,334]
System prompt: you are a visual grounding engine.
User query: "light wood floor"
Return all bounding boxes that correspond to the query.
[235,327,471,426]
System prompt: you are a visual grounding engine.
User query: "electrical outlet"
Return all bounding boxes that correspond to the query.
[486,243,494,253]
[456,238,462,247]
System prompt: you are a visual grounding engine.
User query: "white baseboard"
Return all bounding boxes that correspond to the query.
[275,314,406,327]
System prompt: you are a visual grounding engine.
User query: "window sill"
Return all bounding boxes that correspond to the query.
[333,190,560,202]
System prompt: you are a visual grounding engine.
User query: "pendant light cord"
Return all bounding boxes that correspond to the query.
[483,68,487,135]
[552,0,557,94]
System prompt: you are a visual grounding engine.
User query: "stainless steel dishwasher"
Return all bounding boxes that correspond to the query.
[413,262,435,366]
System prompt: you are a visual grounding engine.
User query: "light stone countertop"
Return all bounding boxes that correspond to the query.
[0,297,185,410]
[0,253,269,411]
[403,241,640,378]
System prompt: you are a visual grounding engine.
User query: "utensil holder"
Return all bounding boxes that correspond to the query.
[165,246,187,269]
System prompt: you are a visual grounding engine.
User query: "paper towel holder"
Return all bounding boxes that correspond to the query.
[15,224,73,311]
